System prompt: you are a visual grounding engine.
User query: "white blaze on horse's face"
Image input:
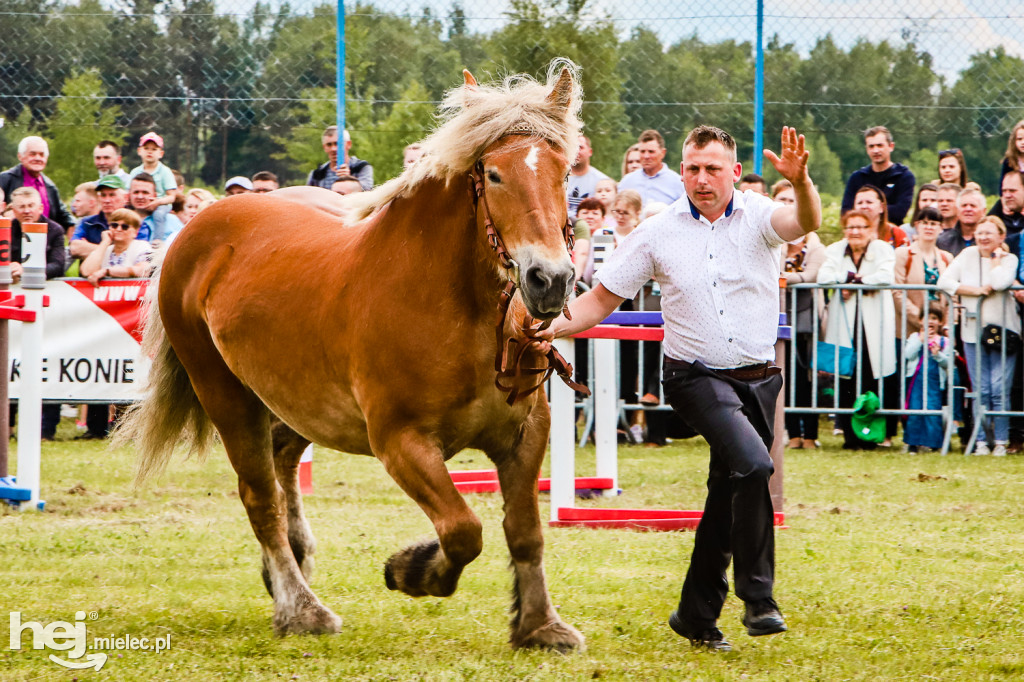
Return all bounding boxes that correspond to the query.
[482,138,575,320]
[524,146,539,174]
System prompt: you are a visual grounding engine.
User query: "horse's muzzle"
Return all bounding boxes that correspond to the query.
[519,257,574,320]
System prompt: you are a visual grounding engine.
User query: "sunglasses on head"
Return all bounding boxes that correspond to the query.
[939,148,961,157]
[108,222,135,230]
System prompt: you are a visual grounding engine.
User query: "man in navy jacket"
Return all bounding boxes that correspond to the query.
[841,126,916,224]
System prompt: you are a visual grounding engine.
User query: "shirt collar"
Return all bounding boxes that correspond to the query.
[678,190,739,222]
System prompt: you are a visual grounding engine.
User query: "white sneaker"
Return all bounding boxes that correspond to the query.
[629,424,644,443]
[993,443,1007,457]
[973,442,991,456]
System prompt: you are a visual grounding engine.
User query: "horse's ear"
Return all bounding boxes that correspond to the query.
[463,69,478,88]
[545,67,574,108]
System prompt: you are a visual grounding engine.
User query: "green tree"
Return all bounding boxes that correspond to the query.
[271,87,339,183]
[42,70,126,195]
[939,47,1024,194]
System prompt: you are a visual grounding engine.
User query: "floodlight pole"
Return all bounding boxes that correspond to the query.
[753,0,765,174]
[336,0,346,136]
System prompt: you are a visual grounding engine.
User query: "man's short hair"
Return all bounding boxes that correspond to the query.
[322,125,350,143]
[74,182,97,196]
[252,170,279,183]
[95,140,121,153]
[10,187,41,202]
[863,126,893,143]
[937,182,962,194]
[956,187,985,207]
[131,172,157,189]
[17,136,48,155]
[576,197,605,215]
[683,125,737,159]
[637,129,665,149]
[1002,170,1024,189]
[740,173,767,190]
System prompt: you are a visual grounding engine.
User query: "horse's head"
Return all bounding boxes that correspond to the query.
[474,68,578,321]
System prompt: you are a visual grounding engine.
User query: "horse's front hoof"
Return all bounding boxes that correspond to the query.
[273,603,342,636]
[512,620,586,652]
[384,539,460,597]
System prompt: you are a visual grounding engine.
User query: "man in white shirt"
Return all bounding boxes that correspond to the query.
[543,125,821,651]
[617,129,684,206]
[566,135,610,218]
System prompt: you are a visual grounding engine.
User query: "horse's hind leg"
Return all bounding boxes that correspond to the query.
[492,400,585,651]
[373,428,483,598]
[266,419,316,591]
[181,349,340,635]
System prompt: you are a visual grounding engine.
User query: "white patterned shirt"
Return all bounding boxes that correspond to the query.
[595,190,786,369]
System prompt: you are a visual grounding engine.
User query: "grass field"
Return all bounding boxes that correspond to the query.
[3,419,1024,681]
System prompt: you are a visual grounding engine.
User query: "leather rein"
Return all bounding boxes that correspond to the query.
[469,162,591,406]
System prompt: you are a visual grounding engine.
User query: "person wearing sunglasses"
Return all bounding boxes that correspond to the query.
[80,208,153,286]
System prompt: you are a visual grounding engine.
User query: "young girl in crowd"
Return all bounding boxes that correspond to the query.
[903,303,952,452]
[937,148,968,187]
[1002,120,1024,181]
[593,178,618,227]
[620,144,641,179]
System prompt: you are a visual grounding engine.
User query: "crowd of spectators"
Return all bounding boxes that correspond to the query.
[565,122,1024,455]
[0,125,378,440]
[4,119,1024,453]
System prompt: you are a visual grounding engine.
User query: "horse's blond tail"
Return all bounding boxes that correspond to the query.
[111,253,217,485]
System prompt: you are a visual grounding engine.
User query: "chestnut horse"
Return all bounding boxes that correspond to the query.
[116,63,585,650]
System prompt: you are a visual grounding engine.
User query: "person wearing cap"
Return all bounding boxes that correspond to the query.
[129,132,181,242]
[224,176,254,196]
[307,125,374,192]
[70,174,130,260]
[0,135,75,231]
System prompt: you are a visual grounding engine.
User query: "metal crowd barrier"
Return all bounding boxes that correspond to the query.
[562,281,1024,457]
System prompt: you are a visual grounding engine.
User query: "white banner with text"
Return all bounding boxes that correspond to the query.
[7,279,150,402]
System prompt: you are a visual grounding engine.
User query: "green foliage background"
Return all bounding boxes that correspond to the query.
[1,0,1023,198]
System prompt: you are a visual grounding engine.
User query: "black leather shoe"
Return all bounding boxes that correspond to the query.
[668,610,732,651]
[742,598,787,636]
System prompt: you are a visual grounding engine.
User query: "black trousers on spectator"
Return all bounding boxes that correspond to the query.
[662,359,781,628]
[783,333,819,440]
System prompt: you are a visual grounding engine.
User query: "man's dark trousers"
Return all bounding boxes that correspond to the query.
[662,359,782,628]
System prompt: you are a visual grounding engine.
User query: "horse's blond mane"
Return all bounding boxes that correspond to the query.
[344,59,583,223]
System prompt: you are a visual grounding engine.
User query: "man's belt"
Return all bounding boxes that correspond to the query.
[665,357,782,382]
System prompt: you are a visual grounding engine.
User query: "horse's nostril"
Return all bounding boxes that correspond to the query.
[527,266,551,290]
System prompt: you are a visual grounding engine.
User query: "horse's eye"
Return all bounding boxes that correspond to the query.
[487,171,501,184]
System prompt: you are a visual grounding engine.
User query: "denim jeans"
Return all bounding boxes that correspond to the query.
[963,342,1017,443]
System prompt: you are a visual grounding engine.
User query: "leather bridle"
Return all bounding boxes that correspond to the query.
[469,161,591,406]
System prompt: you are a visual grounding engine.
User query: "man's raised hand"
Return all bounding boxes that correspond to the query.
[763,126,810,185]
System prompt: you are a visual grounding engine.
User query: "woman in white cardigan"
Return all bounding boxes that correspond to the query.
[937,216,1019,455]
[817,210,897,449]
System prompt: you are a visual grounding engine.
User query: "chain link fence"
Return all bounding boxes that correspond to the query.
[1,0,1022,195]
